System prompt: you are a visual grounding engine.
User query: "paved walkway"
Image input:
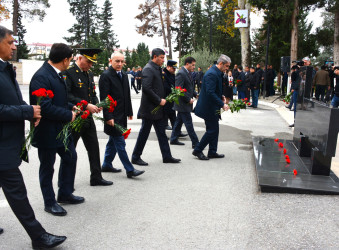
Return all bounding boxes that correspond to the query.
[1,88,338,249]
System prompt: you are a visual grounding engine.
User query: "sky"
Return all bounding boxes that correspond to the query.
[1,0,324,52]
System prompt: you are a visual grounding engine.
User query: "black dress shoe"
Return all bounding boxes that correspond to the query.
[289,124,294,127]
[102,167,122,173]
[208,153,225,158]
[90,179,113,186]
[192,150,209,160]
[127,169,145,178]
[44,203,67,216]
[132,158,148,166]
[32,232,67,249]
[0,227,3,235]
[170,140,185,146]
[178,132,188,137]
[165,125,172,130]
[57,194,85,204]
[163,157,181,163]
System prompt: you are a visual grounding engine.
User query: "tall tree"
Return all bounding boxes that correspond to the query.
[315,12,334,65]
[191,0,204,51]
[136,42,150,67]
[124,48,132,70]
[99,0,119,52]
[237,0,251,67]
[0,3,10,22]
[16,10,29,59]
[135,0,176,59]
[65,0,98,47]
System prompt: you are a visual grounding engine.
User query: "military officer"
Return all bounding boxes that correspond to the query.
[63,48,114,186]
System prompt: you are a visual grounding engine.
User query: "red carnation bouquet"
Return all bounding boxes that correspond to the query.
[96,95,117,112]
[282,92,292,104]
[151,86,186,114]
[217,98,250,114]
[235,79,243,85]
[21,88,54,159]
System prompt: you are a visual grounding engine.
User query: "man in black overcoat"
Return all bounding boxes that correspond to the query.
[63,48,113,185]
[99,52,144,178]
[163,60,177,130]
[30,43,84,216]
[131,48,181,165]
[0,26,66,249]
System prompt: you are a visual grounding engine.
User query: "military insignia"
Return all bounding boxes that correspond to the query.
[76,70,79,72]
[63,75,67,80]
[78,82,83,88]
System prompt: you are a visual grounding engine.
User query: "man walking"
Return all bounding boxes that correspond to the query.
[313,65,331,102]
[163,60,178,130]
[131,48,181,165]
[99,52,145,178]
[64,48,113,185]
[30,43,84,216]
[0,26,66,248]
[170,56,199,149]
[193,54,231,160]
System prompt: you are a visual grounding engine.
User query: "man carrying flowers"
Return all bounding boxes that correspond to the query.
[30,43,83,217]
[99,52,144,178]
[63,48,113,186]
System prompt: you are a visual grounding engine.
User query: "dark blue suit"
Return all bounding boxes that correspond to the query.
[194,65,224,155]
[30,61,76,207]
[0,60,46,240]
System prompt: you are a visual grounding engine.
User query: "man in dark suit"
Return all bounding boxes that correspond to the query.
[63,48,113,185]
[196,67,204,93]
[163,60,177,130]
[0,26,66,249]
[131,48,181,165]
[237,66,246,100]
[193,54,231,160]
[136,67,143,90]
[170,57,199,148]
[99,52,144,178]
[30,43,84,217]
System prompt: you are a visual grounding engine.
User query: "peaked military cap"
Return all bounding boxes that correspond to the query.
[77,48,103,63]
[167,60,178,69]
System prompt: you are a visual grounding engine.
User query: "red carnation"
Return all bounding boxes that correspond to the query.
[279,142,283,148]
[247,102,251,106]
[293,169,297,175]
[122,128,131,140]
[274,138,279,142]
[285,155,290,159]
[81,100,88,106]
[183,88,187,92]
[46,90,54,99]
[244,98,248,101]
[283,148,287,154]
[81,110,90,119]
[286,158,291,164]
[32,88,47,97]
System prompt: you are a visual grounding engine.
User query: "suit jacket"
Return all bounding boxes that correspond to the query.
[312,69,330,86]
[29,61,74,148]
[0,61,34,170]
[173,66,197,113]
[237,71,246,91]
[63,63,99,106]
[138,60,165,120]
[163,68,175,113]
[99,66,133,136]
[194,65,224,120]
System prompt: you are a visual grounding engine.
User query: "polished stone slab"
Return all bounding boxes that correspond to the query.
[253,137,339,194]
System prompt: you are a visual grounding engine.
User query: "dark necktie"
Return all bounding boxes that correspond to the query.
[117,71,122,80]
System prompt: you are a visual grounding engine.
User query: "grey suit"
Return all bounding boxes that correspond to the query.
[170,67,199,146]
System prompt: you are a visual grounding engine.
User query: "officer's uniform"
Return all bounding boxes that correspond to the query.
[63,49,104,184]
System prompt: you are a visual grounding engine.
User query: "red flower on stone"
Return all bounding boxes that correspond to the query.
[283,148,287,154]
[286,158,291,164]
[274,138,279,142]
[279,142,283,148]
[293,169,297,175]
[285,155,290,159]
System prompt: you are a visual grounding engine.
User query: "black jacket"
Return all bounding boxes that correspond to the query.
[291,70,301,91]
[173,66,197,113]
[0,61,34,170]
[63,63,99,106]
[163,68,175,113]
[29,61,74,148]
[237,71,246,92]
[99,67,133,136]
[138,60,165,120]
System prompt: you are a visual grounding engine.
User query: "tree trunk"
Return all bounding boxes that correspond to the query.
[334,10,339,65]
[238,0,251,67]
[12,0,19,61]
[290,0,298,67]
[165,0,172,59]
[177,4,183,59]
[157,2,167,49]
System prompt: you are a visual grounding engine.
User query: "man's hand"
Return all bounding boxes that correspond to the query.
[223,104,229,111]
[106,119,114,126]
[32,105,41,119]
[160,99,166,106]
[71,111,77,122]
[34,118,41,127]
[189,99,195,104]
[128,116,133,120]
[73,105,81,113]
[86,103,101,113]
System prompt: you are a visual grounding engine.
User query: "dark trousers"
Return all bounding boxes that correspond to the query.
[164,110,176,127]
[72,117,102,182]
[292,90,298,119]
[194,117,219,155]
[131,80,138,94]
[132,117,172,161]
[37,142,77,206]
[0,168,46,240]
[102,135,134,172]
[137,80,142,90]
[170,112,199,146]
[315,85,326,102]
